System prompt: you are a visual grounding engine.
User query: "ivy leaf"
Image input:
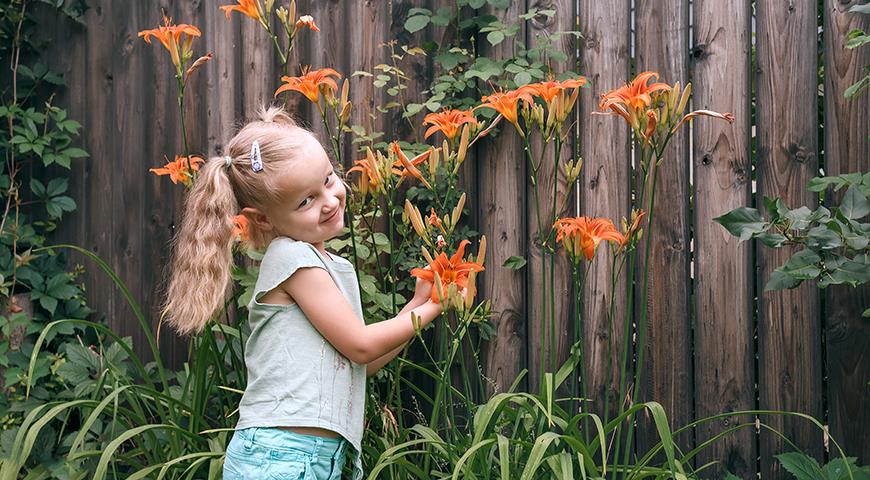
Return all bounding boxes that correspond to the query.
[431,8,453,27]
[849,4,870,14]
[488,0,511,8]
[840,185,870,220]
[404,15,430,34]
[468,0,486,8]
[486,30,505,46]
[714,207,767,242]
[806,226,842,250]
[502,256,527,270]
[514,71,532,86]
[845,76,869,99]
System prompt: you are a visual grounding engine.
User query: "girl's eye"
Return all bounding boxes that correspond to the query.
[325,172,333,185]
[299,197,312,208]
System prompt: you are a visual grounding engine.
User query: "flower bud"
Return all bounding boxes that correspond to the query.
[477,235,487,266]
[456,124,470,167]
[465,270,477,310]
[676,82,692,118]
[289,0,297,27]
[451,192,466,228]
[276,6,289,26]
[428,146,440,178]
[264,0,275,14]
[339,102,352,124]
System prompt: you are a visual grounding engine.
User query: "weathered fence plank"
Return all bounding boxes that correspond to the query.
[634,0,694,456]
[756,1,824,477]
[822,0,870,464]
[480,1,527,394]
[578,0,631,419]
[692,0,756,477]
[526,0,575,392]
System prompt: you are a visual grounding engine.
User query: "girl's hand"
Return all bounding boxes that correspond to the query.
[413,272,434,304]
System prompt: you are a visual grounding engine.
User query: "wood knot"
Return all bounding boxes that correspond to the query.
[671,239,684,252]
[787,142,813,164]
[500,231,508,241]
[690,44,708,60]
[826,321,848,343]
[700,153,713,166]
[734,167,748,184]
[529,0,557,29]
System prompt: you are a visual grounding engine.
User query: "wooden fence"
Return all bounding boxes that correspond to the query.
[44,0,868,478]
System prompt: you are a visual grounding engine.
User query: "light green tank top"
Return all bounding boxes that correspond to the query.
[235,237,366,472]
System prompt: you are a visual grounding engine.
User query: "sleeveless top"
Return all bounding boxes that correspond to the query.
[235,237,366,477]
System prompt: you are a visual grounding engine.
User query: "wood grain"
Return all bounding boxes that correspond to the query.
[480,0,527,395]
[756,1,824,477]
[692,0,755,476]
[822,0,870,464]
[578,0,631,420]
[525,0,575,393]
[634,0,694,456]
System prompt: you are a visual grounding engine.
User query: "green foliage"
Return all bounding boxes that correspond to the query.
[0,0,93,437]
[715,173,870,310]
[845,6,870,100]
[777,452,870,480]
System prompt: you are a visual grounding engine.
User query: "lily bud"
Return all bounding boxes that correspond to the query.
[339,102,352,124]
[465,270,477,310]
[446,283,459,309]
[404,199,429,241]
[477,235,487,266]
[428,146,440,178]
[264,0,275,14]
[340,79,350,108]
[289,0,297,27]
[184,53,213,84]
[433,271,445,304]
[676,82,692,118]
[456,124,470,167]
[643,110,657,144]
[421,246,435,265]
[451,192,466,228]
[566,157,583,185]
[411,311,421,331]
[276,6,289,27]
[668,81,680,117]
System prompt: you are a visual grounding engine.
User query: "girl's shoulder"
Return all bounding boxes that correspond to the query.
[263,237,349,266]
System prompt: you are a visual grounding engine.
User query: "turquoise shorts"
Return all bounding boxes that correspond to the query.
[223,427,361,479]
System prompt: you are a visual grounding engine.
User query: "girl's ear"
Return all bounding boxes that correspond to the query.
[241,207,273,232]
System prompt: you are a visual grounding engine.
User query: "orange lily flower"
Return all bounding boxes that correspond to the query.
[524,76,586,103]
[220,0,262,20]
[149,155,204,187]
[295,15,320,33]
[476,87,534,133]
[348,148,386,196]
[138,16,202,69]
[599,71,671,112]
[423,109,478,141]
[275,67,341,103]
[410,239,485,303]
[390,142,432,189]
[553,216,625,261]
[616,209,646,254]
[232,214,251,242]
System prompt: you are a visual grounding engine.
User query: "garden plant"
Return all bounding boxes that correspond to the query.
[0,0,867,479]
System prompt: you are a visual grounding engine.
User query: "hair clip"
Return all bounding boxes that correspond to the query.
[224,155,233,169]
[250,141,263,172]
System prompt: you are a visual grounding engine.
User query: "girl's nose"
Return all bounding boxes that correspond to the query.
[324,195,340,211]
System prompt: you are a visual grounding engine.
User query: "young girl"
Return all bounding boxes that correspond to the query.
[160,106,445,479]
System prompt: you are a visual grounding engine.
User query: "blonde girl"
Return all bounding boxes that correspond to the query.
[161,106,444,479]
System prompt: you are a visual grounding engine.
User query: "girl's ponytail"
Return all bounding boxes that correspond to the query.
[161,157,238,335]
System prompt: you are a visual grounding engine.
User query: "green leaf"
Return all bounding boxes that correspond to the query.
[468,0,486,8]
[845,76,869,99]
[486,30,505,46]
[776,452,823,480]
[45,178,68,197]
[503,256,527,270]
[488,0,511,8]
[405,15,430,33]
[431,8,453,26]
[714,207,767,242]
[849,4,870,14]
[840,185,870,220]
[514,71,532,86]
[63,147,88,159]
[863,308,870,317]
[782,249,822,279]
[821,259,870,287]
[806,226,843,250]
[758,233,787,248]
[30,178,46,197]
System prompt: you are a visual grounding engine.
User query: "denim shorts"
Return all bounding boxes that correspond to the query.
[223,427,360,480]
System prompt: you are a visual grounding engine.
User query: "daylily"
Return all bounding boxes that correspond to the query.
[149,155,204,187]
[138,16,202,70]
[616,209,646,255]
[294,15,320,33]
[553,216,625,262]
[671,109,735,134]
[428,208,444,230]
[232,214,251,242]
[390,142,432,189]
[598,71,671,131]
[411,239,485,304]
[274,67,341,103]
[348,147,387,197]
[476,87,534,134]
[524,75,586,128]
[220,0,262,21]
[423,108,478,142]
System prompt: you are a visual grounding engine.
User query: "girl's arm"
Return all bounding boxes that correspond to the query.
[365,294,429,376]
[283,267,442,365]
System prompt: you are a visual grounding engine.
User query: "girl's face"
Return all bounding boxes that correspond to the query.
[261,137,346,251]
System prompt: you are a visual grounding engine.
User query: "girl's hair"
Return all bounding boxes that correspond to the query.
[161,105,320,335]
